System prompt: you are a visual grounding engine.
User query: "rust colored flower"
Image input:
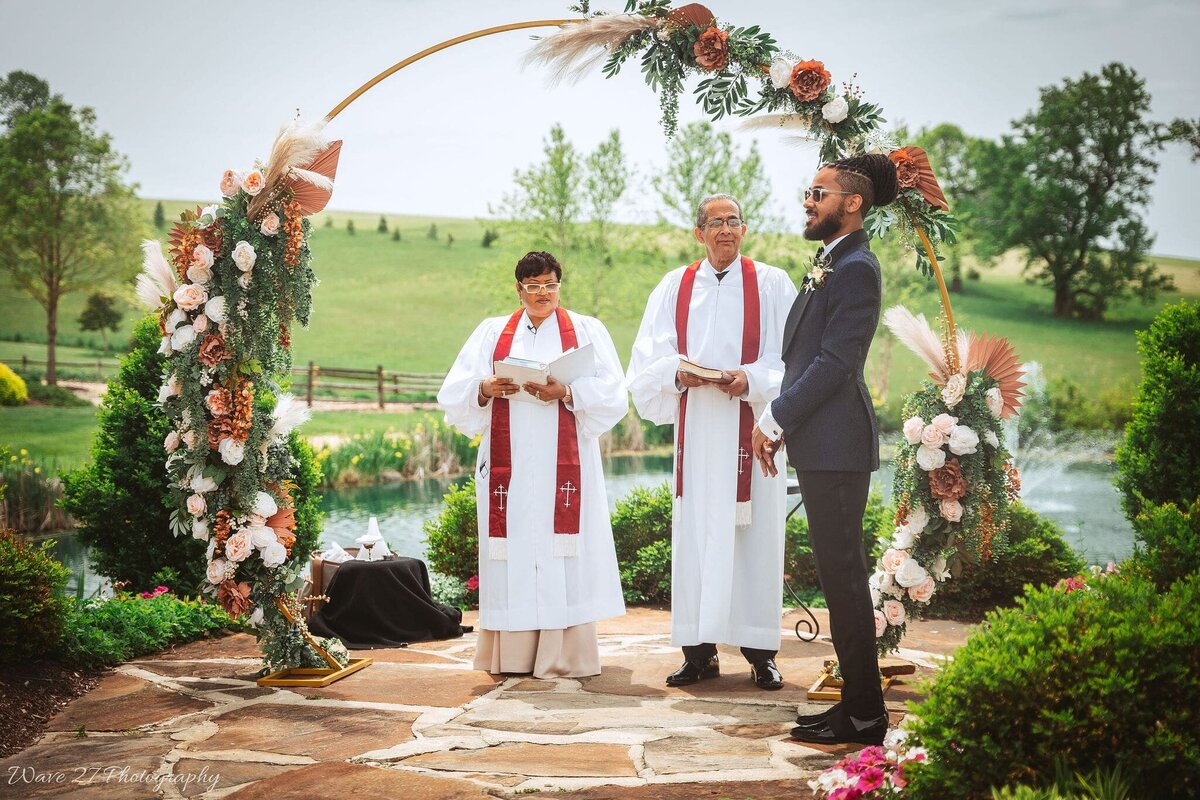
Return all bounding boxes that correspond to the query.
[789,59,831,103]
[266,505,296,535]
[278,323,291,349]
[231,379,255,442]
[693,25,729,72]
[217,579,253,617]
[929,456,968,500]
[890,148,921,189]
[207,416,235,450]
[1005,462,1022,501]
[197,333,231,368]
[214,509,232,544]
[206,387,232,417]
[200,220,223,255]
[284,200,304,267]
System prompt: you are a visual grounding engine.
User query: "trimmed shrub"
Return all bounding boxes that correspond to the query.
[927,502,1085,619]
[0,362,28,406]
[1115,300,1200,518]
[423,477,478,585]
[288,432,324,561]
[610,482,673,567]
[907,571,1200,798]
[0,530,70,662]
[1130,496,1200,591]
[621,538,672,604]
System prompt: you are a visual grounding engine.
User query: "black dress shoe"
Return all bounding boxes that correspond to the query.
[795,703,838,726]
[789,710,888,746]
[749,658,784,690]
[665,655,720,686]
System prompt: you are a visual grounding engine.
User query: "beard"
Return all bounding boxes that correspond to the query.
[803,202,846,241]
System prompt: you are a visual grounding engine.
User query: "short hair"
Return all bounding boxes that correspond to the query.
[515,251,562,283]
[825,154,900,215]
[695,193,744,229]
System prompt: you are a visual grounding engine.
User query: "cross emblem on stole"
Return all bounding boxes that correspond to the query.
[493,484,508,510]
[737,447,750,475]
[558,481,577,508]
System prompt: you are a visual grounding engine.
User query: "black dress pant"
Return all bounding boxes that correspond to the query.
[682,642,776,665]
[797,469,885,718]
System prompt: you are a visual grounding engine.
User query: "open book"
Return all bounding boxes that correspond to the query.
[493,343,596,405]
[678,357,732,384]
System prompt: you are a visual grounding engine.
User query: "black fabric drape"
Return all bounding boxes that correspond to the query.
[307,557,466,649]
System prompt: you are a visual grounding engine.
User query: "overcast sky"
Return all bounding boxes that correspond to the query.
[2,0,1197,256]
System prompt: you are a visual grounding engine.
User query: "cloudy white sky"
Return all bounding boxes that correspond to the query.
[2,0,1197,256]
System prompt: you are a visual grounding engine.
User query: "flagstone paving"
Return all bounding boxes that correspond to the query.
[0,608,971,799]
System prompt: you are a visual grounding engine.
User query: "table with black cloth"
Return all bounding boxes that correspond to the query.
[306,556,468,649]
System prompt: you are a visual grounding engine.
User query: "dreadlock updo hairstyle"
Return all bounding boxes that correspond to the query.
[827,154,900,215]
[515,250,563,282]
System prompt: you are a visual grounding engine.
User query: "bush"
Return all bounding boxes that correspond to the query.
[288,432,324,561]
[927,502,1085,619]
[61,318,203,592]
[56,591,239,669]
[0,362,28,406]
[907,571,1200,798]
[1116,300,1200,518]
[1130,497,1200,591]
[1045,377,1133,431]
[610,482,673,567]
[621,538,672,604]
[20,375,91,407]
[991,765,1134,800]
[423,477,478,585]
[0,530,70,663]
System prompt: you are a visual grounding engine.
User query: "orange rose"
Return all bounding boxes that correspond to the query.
[693,26,729,72]
[197,333,230,368]
[890,149,921,189]
[928,457,968,501]
[789,59,831,103]
[217,579,253,617]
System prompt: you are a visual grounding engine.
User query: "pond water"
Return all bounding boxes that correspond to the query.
[41,447,1133,598]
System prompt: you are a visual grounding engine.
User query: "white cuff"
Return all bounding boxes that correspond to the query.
[758,404,783,441]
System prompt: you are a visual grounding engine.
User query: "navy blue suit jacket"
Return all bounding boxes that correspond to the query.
[771,228,881,473]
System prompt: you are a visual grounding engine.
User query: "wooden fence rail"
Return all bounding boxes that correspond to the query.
[16,356,121,381]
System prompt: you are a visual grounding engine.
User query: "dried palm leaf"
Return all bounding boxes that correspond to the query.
[247,120,328,221]
[890,146,950,211]
[883,305,951,383]
[287,140,342,217]
[667,3,716,28]
[967,332,1026,418]
[524,15,660,85]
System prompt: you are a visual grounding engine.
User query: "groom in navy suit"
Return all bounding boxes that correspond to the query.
[751,154,900,746]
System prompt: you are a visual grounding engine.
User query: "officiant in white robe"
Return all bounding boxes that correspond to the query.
[627,195,797,689]
[439,251,627,678]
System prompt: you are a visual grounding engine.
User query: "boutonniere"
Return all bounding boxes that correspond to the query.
[802,253,833,293]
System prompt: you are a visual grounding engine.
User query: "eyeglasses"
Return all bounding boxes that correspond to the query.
[804,188,855,203]
[520,282,561,295]
[703,217,743,230]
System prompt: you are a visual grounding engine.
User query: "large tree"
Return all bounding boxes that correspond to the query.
[0,71,142,384]
[966,63,1174,319]
[498,123,583,254]
[653,121,778,231]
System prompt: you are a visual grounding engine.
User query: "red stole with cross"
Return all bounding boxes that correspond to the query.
[674,256,759,527]
[487,306,582,560]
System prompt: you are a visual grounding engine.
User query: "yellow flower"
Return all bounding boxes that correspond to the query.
[9,455,15,462]
[34,467,41,474]
[394,451,403,458]
[350,455,360,465]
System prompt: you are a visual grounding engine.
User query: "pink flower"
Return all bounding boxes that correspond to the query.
[882,548,909,573]
[260,212,281,236]
[466,574,480,591]
[186,493,207,516]
[931,413,958,436]
[241,169,265,196]
[224,529,253,562]
[883,599,906,626]
[1057,576,1087,593]
[874,609,887,637]
[154,585,169,595]
[920,424,946,449]
[173,282,208,312]
[164,431,180,453]
[193,313,210,333]
[856,766,885,792]
[940,498,964,522]
[908,575,937,603]
[902,416,925,445]
[220,169,242,197]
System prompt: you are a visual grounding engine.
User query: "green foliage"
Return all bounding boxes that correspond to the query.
[429,571,471,610]
[1,447,68,531]
[392,227,401,242]
[377,215,388,234]
[153,200,165,230]
[497,124,582,255]
[907,571,1200,798]
[620,538,672,604]
[963,63,1173,319]
[78,293,122,352]
[56,592,238,669]
[481,227,499,248]
[61,317,205,592]
[314,417,476,487]
[0,361,28,405]
[422,477,478,584]
[287,432,323,562]
[427,223,438,240]
[610,481,673,566]
[0,530,70,662]
[927,502,1085,619]
[1129,497,1200,591]
[1044,377,1133,431]
[346,218,355,235]
[1115,300,1200,518]
[19,374,90,407]
[991,764,1134,800]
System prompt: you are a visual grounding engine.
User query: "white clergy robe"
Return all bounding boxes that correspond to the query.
[626,257,798,651]
[439,309,627,631]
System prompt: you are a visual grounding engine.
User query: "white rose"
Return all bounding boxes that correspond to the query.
[893,525,916,550]
[986,387,1004,418]
[164,431,180,453]
[769,57,793,89]
[821,95,849,123]
[870,584,881,607]
[871,569,896,596]
[187,263,213,285]
[882,548,908,573]
[907,504,929,534]
[920,424,946,449]
[940,498,964,522]
[932,554,951,581]
[204,295,227,323]
[192,243,214,269]
[908,576,937,603]
[915,444,947,471]
[894,557,930,588]
[903,416,925,445]
[246,525,277,550]
[883,599,907,626]
[157,335,171,355]
[931,413,959,436]
[190,472,217,494]
[249,513,267,527]
[218,437,245,466]
[874,609,887,638]
[192,518,210,541]
[948,424,980,456]
[171,324,197,352]
[232,241,257,272]
[259,541,288,568]
[205,558,227,584]
[186,493,207,516]
[166,307,188,331]
[941,373,967,408]
[238,271,253,290]
[173,282,208,312]
[985,430,1000,449]
[253,491,278,518]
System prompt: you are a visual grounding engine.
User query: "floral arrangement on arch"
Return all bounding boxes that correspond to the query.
[870,307,1026,655]
[810,728,928,798]
[534,1,957,276]
[135,120,345,671]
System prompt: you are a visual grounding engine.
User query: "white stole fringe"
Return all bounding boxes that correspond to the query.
[488,537,508,561]
[553,533,578,558]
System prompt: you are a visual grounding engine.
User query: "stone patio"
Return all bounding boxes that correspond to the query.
[0,608,971,799]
